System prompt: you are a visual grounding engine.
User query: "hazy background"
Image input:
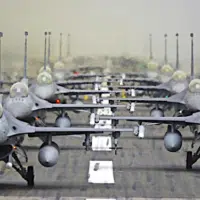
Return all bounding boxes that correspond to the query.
[0,0,200,73]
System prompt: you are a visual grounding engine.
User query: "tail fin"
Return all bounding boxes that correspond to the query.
[44,32,47,71]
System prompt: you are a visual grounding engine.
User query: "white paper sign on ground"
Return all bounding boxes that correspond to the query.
[88,161,115,184]
[92,136,112,151]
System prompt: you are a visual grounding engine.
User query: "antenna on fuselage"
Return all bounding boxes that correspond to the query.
[190,33,194,80]
[175,33,179,70]
[59,33,62,61]
[149,34,153,60]
[0,32,3,81]
[44,32,47,71]
[67,33,71,57]
[164,34,168,64]
[47,32,51,67]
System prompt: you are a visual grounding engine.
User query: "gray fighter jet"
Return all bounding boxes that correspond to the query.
[28,32,128,103]
[108,33,190,97]
[98,33,195,117]
[2,32,131,125]
[0,100,135,186]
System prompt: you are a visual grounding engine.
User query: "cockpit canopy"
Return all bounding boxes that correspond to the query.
[161,64,174,74]
[147,60,158,71]
[189,79,200,93]
[39,65,52,74]
[54,61,65,69]
[37,71,53,85]
[10,82,29,98]
[171,70,187,81]
[101,81,108,87]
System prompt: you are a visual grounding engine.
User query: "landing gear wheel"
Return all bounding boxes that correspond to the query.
[186,151,193,170]
[26,166,34,187]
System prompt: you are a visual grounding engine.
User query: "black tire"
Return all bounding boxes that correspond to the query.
[186,151,193,170]
[26,166,34,187]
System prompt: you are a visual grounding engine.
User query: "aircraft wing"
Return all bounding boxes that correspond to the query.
[8,125,134,137]
[66,74,104,79]
[57,80,102,86]
[109,85,170,92]
[0,80,15,85]
[56,87,124,95]
[0,89,9,94]
[125,72,146,77]
[32,103,128,111]
[95,112,200,125]
[4,109,134,137]
[98,97,185,105]
[107,78,160,85]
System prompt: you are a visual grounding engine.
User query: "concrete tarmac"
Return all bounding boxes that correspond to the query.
[0,109,199,199]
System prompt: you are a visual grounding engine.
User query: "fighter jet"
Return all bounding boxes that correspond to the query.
[28,32,129,104]
[98,33,196,117]
[105,34,175,87]
[2,32,131,132]
[0,98,136,186]
[94,35,200,170]
[3,32,133,121]
[108,33,189,98]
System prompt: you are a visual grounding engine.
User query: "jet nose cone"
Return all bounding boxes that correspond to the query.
[38,145,59,167]
[164,131,182,152]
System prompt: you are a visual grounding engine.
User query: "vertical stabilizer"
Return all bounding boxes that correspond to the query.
[164,34,168,64]
[59,33,62,61]
[47,32,51,67]
[44,32,47,71]
[149,34,153,60]
[190,33,194,80]
[24,31,28,79]
[67,33,71,57]
[21,31,29,86]
[175,33,179,70]
[0,32,3,81]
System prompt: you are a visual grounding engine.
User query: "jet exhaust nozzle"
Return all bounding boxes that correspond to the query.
[164,130,182,152]
[38,142,60,167]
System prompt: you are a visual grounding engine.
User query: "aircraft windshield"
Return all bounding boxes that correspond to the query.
[161,64,174,74]
[147,60,158,71]
[10,82,29,98]
[189,79,200,93]
[54,61,65,69]
[171,70,187,81]
[37,71,53,85]
[39,66,52,74]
